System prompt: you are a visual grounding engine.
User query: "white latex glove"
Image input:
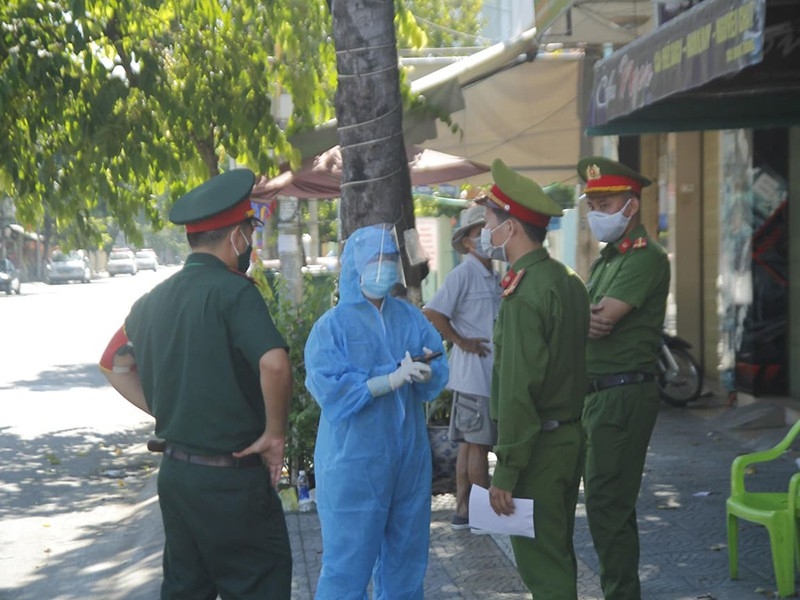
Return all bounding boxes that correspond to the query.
[388,351,432,389]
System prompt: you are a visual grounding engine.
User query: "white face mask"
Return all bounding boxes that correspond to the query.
[587,198,633,243]
[479,222,511,262]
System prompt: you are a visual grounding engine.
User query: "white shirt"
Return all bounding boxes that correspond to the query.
[424,253,500,396]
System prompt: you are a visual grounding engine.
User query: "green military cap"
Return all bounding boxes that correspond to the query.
[576,156,651,196]
[169,169,261,233]
[478,159,562,227]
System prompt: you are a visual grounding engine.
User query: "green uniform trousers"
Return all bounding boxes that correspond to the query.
[157,456,292,600]
[510,421,585,599]
[582,382,659,600]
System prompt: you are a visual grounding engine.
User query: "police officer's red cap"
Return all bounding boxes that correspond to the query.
[577,156,652,197]
[477,159,562,228]
[169,169,262,233]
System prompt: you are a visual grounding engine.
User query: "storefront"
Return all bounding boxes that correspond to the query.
[584,0,800,400]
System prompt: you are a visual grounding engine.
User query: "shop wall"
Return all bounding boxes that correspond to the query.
[673,132,704,354]
[702,131,722,382]
[788,127,800,398]
[639,135,660,235]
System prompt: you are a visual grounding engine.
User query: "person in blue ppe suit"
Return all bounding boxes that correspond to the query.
[305,223,449,600]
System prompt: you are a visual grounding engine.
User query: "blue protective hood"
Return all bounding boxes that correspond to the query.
[339,223,399,304]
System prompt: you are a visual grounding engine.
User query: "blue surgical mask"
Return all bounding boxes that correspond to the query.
[468,235,490,259]
[587,198,632,243]
[360,261,399,300]
[480,222,510,262]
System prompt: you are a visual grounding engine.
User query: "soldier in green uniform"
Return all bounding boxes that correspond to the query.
[578,156,670,600]
[99,169,293,600]
[480,159,590,597]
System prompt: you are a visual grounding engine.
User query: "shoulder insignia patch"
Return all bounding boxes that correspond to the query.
[632,236,648,250]
[501,268,526,298]
[500,268,516,289]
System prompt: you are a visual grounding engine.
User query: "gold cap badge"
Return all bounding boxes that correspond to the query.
[586,164,601,180]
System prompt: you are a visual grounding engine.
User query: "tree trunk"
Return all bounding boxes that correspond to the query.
[330,0,420,296]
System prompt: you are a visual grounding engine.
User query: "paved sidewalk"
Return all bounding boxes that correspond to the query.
[6,393,798,600]
[291,395,800,600]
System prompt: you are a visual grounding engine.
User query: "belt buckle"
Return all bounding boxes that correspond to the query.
[542,419,559,432]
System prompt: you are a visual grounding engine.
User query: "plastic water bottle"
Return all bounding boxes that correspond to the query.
[297,470,312,512]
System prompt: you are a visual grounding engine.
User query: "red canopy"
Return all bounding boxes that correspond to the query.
[250,145,488,203]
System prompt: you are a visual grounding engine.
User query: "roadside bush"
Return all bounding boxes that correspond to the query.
[251,267,336,477]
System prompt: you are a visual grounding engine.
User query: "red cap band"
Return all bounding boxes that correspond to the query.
[486,184,551,228]
[99,326,130,371]
[185,199,256,233]
[584,174,642,196]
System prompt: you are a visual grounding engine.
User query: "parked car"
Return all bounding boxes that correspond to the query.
[134,249,158,271]
[107,249,138,276]
[46,250,91,284]
[0,258,21,294]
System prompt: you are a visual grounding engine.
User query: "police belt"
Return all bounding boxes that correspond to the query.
[541,417,581,432]
[148,439,262,469]
[587,372,655,394]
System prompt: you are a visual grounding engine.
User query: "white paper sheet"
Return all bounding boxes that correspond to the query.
[468,484,535,538]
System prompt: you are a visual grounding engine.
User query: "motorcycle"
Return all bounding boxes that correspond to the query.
[656,332,703,407]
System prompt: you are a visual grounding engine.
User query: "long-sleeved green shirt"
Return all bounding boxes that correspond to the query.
[490,247,590,491]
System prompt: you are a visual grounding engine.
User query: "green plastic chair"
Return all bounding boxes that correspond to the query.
[726,419,800,597]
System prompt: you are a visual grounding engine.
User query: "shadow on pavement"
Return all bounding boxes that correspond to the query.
[4,363,109,391]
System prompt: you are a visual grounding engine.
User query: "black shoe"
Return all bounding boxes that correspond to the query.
[450,514,470,530]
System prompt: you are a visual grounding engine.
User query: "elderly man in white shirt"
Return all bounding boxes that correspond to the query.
[424,203,501,529]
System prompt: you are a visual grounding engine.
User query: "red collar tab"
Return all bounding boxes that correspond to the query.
[185,198,256,233]
[501,268,526,298]
[500,268,516,289]
[617,236,648,254]
[487,184,551,228]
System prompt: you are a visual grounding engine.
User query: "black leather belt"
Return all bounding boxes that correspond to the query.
[163,444,262,469]
[541,417,581,432]
[587,372,655,394]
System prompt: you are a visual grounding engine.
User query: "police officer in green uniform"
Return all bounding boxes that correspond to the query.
[480,159,590,598]
[578,156,670,600]
[99,169,293,600]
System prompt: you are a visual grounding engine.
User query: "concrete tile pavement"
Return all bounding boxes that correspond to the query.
[290,394,800,599]
[11,392,796,600]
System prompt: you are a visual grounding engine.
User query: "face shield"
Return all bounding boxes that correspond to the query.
[353,224,407,299]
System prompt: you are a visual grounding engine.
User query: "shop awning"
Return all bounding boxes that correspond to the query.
[251,145,488,203]
[586,0,800,135]
[421,53,583,187]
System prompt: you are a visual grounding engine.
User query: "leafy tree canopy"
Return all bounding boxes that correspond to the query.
[1,0,336,248]
[404,0,486,49]
[0,0,468,249]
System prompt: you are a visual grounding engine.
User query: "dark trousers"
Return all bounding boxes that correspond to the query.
[582,382,659,600]
[157,456,292,600]
[510,422,585,598]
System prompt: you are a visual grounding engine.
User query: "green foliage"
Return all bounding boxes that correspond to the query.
[403,0,487,48]
[414,193,466,218]
[0,0,334,248]
[426,387,453,426]
[250,266,337,474]
[543,183,577,210]
[0,0,469,252]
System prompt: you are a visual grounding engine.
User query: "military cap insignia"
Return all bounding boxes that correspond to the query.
[586,164,601,181]
[501,268,526,298]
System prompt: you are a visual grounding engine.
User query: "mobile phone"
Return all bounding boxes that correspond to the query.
[411,350,443,363]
